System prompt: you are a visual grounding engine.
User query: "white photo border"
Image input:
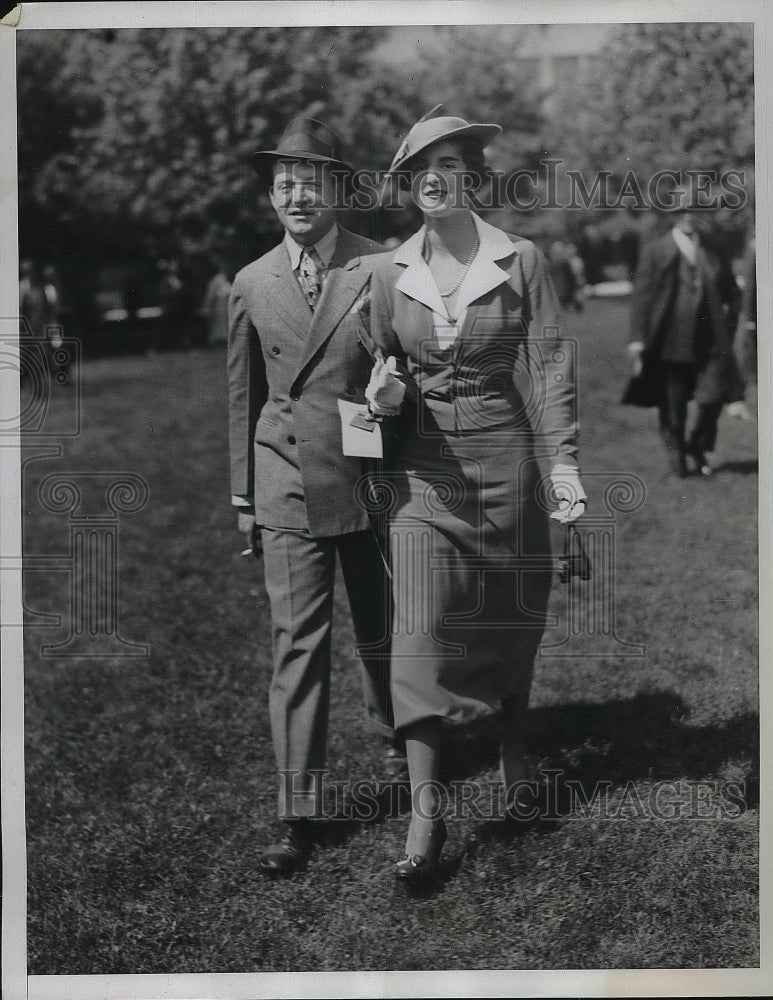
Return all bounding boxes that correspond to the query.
[1,2,770,998]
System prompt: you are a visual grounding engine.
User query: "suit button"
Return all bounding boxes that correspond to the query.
[271,345,280,355]
[288,435,296,445]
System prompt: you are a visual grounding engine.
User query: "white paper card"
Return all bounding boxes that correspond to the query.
[337,400,383,458]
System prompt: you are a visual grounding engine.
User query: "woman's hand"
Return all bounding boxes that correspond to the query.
[628,341,645,377]
[365,355,406,417]
[549,464,587,524]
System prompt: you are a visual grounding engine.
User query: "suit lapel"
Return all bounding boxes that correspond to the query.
[394,230,447,316]
[457,217,520,341]
[264,244,313,341]
[456,216,519,320]
[293,228,369,376]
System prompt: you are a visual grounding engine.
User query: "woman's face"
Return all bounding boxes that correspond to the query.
[408,139,470,219]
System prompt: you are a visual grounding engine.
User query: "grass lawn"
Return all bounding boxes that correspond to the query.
[22,299,759,972]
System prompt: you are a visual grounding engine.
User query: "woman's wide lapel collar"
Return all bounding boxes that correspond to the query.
[456,214,520,316]
[393,227,447,316]
[393,215,521,325]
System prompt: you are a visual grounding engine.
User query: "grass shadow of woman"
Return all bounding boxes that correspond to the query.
[440,689,758,843]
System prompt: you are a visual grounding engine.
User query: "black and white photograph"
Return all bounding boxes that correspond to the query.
[1,2,770,998]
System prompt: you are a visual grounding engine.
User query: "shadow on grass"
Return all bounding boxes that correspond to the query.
[715,458,758,475]
[442,689,758,796]
[319,690,757,849]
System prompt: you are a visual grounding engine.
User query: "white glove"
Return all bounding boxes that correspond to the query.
[550,464,587,523]
[365,355,406,417]
[628,341,644,377]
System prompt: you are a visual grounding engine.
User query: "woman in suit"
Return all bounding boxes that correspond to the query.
[365,114,587,882]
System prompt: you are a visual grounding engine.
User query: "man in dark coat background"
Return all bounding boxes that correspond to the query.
[228,118,404,875]
[625,186,743,477]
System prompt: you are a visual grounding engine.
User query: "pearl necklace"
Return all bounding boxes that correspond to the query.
[438,234,479,298]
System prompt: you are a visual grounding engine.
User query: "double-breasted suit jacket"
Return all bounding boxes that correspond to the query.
[628,231,744,407]
[365,214,579,728]
[227,226,394,819]
[228,226,386,536]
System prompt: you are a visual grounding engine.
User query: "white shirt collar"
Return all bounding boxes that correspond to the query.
[284,223,339,270]
[671,226,698,264]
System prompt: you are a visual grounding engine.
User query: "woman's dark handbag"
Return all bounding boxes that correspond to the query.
[558,524,591,583]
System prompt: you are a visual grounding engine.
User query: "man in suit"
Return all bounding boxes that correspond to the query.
[228,118,405,875]
[627,186,743,477]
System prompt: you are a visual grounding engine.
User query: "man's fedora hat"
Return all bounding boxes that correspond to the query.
[386,110,502,175]
[252,116,354,180]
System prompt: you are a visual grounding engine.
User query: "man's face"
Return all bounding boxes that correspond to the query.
[269,160,338,245]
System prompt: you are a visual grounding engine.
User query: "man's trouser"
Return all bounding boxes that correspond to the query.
[260,526,394,819]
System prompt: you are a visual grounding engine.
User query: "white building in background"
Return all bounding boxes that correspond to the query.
[513,24,612,116]
[375,23,613,117]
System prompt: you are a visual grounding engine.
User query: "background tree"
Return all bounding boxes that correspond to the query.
[19,27,390,268]
[546,22,755,252]
[16,22,756,329]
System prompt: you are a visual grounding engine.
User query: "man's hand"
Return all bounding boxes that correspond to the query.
[237,510,256,536]
[237,510,262,558]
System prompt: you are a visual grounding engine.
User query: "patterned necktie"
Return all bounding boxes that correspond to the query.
[298,247,322,310]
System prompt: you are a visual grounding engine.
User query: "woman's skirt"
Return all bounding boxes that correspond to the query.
[387,425,553,729]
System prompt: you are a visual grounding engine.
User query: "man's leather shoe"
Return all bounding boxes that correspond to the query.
[687,446,713,477]
[258,820,312,876]
[667,451,688,478]
[383,742,409,784]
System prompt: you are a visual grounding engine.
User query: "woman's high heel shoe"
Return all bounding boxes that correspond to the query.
[394,818,447,882]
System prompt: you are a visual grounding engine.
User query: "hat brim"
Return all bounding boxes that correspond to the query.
[252,150,354,179]
[386,123,502,175]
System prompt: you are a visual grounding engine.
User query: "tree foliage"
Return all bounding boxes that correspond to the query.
[549,22,754,186]
[18,22,755,271]
[18,27,390,263]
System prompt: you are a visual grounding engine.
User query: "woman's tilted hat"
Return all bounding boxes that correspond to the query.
[386,106,502,175]
[252,117,354,180]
